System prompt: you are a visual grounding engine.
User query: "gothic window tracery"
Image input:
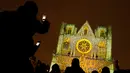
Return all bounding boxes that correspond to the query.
[76,39,92,54]
[63,38,70,49]
[51,22,113,73]
[100,29,106,38]
[67,27,72,34]
[63,42,69,49]
[98,41,106,48]
[84,27,88,35]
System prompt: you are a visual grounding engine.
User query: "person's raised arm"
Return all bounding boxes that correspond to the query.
[35,19,50,34]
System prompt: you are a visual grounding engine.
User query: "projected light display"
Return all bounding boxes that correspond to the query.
[50,21,113,73]
[76,39,92,54]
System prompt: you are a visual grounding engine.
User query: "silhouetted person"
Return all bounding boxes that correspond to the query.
[65,58,85,73]
[40,63,48,73]
[92,70,98,73]
[101,67,110,73]
[0,1,50,73]
[29,56,37,72]
[35,60,47,73]
[114,60,120,73]
[35,60,48,73]
[46,64,50,73]
[35,60,41,73]
[50,64,61,73]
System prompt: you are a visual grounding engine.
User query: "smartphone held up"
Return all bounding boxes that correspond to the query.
[36,41,41,46]
[42,15,46,21]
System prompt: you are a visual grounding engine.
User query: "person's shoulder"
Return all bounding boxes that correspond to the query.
[66,67,71,69]
[0,10,4,14]
[2,11,15,14]
[0,11,11,20]
[0,11,8,15]
[65,67,71,73]
[33,19,42,25]
[65,67,71,71]
[79,67,85,73]
[1,11,17,18]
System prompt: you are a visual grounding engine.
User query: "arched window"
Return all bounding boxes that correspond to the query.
[63,38,70,49]
[63,42,69,49]
[68,28,72,34]
[100,30,105,38]
[84,27,88,35]
[84,29,87,35]
[64,27,66,34]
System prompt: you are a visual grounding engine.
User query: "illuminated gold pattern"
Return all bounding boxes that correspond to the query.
[54,55,113,73]
[84,26,88,30]
[76,39,92,54]
[98,41,106,48]
[64,38,70,42]
[50,21,113,73]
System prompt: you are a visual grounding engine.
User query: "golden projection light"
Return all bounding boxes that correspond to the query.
[98,41,106,48]
[50,21,113,73]
[76,39,92,54]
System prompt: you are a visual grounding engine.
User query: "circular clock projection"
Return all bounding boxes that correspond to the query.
[76,39,92,54]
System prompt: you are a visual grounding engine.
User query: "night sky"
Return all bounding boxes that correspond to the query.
[0,0,130,69]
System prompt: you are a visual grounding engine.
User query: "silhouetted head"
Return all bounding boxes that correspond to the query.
[71,58,80,67]
[17,6,25,13]
[52,64,60,73]
[23,1,38,17]
[92,70,98,73]
[37,60,42,66]
[101,67,110,73]
[41,63,47,70]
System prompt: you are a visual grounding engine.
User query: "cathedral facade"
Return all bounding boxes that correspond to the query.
[50,21,113,73]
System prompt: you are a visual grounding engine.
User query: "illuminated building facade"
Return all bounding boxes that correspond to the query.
[50,21,113,73]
